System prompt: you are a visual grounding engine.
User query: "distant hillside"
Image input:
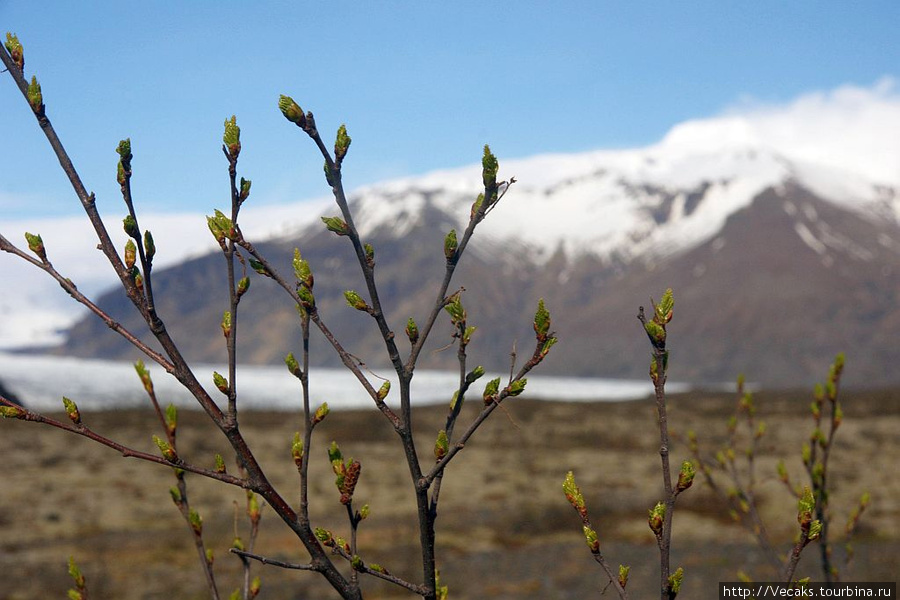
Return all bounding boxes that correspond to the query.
[57,137,900,388]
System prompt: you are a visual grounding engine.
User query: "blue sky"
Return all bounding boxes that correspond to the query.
[1,1,898,219]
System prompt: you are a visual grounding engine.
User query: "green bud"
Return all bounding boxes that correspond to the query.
[250,576,261,598]
[165,403,177,435]
[405,317,419,344]
[534,299,551,339]
[483,377,500,404]
[798,486,815,525]
[116,160,127,185]
[214,453,226,473]
[462,325,477,345]
[648,502,666,536]
[143,230,155,264]
[364,243,375,266]
[618,564,630,589]
[26,75,42,113]
[323,160,335,186]
[116,138,132,161]
[249,258,268,276]
[314,402,329,424]
[813,382,824,402]
[777,459,788,482]
[677,460,695,492]
[335,124,352,162]
[236,276,250,298]
[212,371,229,395]
[482,144,499,188]
[470,193,484,221]
[832,352,845,379]
[221,311,232,338]
[338,459,361,504]
[465,365,485,385]
[444,294,466,324]
[292,248,314,288]
[644,320,666,345]
[541,336,558,358]
[24,232,46,261]
[654,288,674,324]
[223,115,240,158]
[351,554,363,570]
[668,567,684,595]
[188,508,203,535]
[359,504,370,520]
[5,33,24,70]
[0,406,26,419]
[115,139,132,184]
[153,435,177,462]
[68,556,85,588]
[232,536,244,551]
[62,397,81,425]
[124,239,136,270]
[284,352,301,378]
[291,432,304,467]
[68,591,83,600]
[583,525,599,552]
[321,216,349,236]
[506,378,527,397]
[206,548,214,566]
[377,381,391,401]
[169,486,182,504]
[449,390,459,410]
[434,429,449,461]
[650,356,660,384]
[134,360,154,395]
[344,290,369,311]
[809,519,823,540]
[297,286,315,310]
[278,95,307,128]
[206,209,234,243]
[563,471,587,517]
[247,492,260,520]
[314,527,334,545]
[756,421,766,438]
[239,177,251,201]
[443,229,458,260]
[812,427,826,448]
[328,441,343,464]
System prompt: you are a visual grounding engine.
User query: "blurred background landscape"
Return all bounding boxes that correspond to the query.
[1,393,898,599]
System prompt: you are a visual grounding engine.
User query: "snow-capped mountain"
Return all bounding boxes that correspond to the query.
[340,128,899,273]
[48,124,900,389]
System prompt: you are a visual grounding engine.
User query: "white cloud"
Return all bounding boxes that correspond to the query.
[0,200,327,348]
[660,77,900,185]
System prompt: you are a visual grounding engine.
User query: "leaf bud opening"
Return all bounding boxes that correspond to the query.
[223,115,241,158]
[5,33,24,70]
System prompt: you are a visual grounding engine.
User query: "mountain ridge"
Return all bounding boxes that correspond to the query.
[53,137,900,388]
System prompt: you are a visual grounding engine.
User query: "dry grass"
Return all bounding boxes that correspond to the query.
[1,389,898,599]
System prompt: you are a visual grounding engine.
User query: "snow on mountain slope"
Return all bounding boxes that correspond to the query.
[4,80,899,350]
[340,135,897,267]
